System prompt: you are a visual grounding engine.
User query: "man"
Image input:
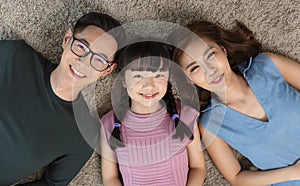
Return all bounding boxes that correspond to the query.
[0,12,124,185]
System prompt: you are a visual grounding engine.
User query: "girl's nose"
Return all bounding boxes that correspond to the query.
[142,76,155,87]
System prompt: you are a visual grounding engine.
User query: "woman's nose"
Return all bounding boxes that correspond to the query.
[200,60,216,76]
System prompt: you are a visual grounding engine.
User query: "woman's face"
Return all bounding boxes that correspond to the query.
[178,39,231,93]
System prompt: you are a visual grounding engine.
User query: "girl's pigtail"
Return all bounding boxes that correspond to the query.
[109,118,125,150]
[109,78,128,150]
[163,82,194,141]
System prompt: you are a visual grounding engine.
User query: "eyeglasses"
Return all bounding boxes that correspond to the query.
[70,36,112,72]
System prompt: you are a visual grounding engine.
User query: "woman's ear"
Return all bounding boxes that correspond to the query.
[221,46,227,56]
[62,29,73,49]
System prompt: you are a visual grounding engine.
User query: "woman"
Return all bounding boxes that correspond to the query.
[171,20,300,185]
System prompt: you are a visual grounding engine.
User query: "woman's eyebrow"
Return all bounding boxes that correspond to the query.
[185,61,197,70]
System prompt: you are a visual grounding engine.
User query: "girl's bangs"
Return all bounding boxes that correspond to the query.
[128,56,171,72]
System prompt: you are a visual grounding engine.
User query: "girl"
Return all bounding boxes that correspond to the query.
[171,20,300,185]
[100,39,206,186]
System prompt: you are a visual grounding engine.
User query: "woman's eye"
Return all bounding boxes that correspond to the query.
[207,51,216,60]
[190,65,200,73]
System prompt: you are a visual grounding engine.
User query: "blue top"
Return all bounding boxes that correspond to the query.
[200,53,300,185]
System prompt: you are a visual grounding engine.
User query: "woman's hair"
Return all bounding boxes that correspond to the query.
[171,20,262,110]
[109,39,194,150]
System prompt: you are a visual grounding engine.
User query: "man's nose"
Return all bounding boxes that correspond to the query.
[77,53,92,66]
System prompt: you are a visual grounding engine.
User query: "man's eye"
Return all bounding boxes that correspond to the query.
[76,43,86,51]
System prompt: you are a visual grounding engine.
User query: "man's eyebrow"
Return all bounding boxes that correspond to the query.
[78,38,90,46]
[78,37,109,59]
[185,61,197,70]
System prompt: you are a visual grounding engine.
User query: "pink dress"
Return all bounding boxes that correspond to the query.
[101,104,199,186]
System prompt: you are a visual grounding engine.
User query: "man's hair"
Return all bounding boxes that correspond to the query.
[73,12,125,46]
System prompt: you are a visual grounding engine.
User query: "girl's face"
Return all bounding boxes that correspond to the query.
[124,69,169,114]
[178,39,231,93]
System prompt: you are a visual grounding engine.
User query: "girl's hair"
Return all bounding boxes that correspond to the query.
[109,39,194,150]
[171,20,262,110]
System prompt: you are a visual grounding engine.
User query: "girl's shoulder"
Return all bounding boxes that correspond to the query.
[100,110,115,131]
[175,99,199,115]
[176,99,200,128]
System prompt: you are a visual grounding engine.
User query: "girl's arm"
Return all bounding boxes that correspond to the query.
[100,128,122,186]
[264,52,300,90]
[186,124,206,186]
[200,124,300,186]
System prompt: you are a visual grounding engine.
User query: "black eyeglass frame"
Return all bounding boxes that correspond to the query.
[70,35,112,72]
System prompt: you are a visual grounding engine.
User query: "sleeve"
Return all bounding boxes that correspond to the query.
[19,141,93,186]
[0,40,25,70]
[100,110,116,143]
[180,103,200,131]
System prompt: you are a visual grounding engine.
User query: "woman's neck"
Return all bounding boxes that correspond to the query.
[215,73,250,105]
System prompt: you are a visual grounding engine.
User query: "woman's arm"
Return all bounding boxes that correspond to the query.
[186,124,206,186]
[100,128,122,186]
[200,124,300,186]
[264,52,300,90]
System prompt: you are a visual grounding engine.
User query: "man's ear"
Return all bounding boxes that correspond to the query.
[62,29,73,49]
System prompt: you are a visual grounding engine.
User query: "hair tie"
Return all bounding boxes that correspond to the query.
[172,114,179,121]
[114,123,121,128]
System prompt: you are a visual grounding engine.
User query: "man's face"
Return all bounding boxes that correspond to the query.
[57,25,118,89]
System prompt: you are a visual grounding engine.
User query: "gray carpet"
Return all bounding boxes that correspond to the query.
[1,0,299,185]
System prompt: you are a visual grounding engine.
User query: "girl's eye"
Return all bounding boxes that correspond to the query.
[155,74,164,78]
[133,74,143,78]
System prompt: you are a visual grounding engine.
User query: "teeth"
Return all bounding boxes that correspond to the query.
[71,66,85,78]
[211,75,223,83]
[214,76,221,82]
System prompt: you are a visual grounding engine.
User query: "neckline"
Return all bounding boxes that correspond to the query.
[203,54,270,124]
[123,107,168,131]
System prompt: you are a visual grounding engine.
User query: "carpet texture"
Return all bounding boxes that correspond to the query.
[1,0,299,185]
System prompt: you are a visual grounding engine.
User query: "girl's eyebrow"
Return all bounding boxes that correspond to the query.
[185,61,197,70]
